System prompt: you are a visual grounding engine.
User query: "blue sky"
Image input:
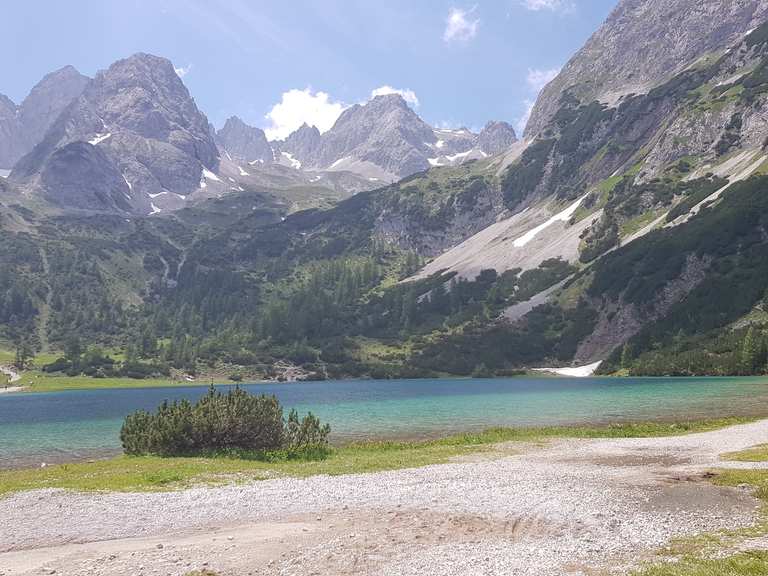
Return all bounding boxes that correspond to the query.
[2,0,618,138]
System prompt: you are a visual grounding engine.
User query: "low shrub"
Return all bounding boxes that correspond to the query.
[120,386,330,457]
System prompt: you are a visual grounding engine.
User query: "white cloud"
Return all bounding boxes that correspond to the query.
[526,67,560,92]
[443,7,479,43]
[521,0,575,12]
[370,85,420,107]
[264,88,347,140]
[174,64,192,78]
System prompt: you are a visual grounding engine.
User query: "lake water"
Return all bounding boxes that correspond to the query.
[2,376,768,468]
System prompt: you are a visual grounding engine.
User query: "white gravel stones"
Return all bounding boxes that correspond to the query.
[2,419,768,575]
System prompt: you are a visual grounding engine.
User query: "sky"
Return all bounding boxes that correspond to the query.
[1,0,618,139]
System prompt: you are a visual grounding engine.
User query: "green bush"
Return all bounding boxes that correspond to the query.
[120,386,330,457]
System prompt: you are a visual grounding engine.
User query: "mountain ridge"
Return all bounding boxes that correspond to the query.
[4,1,768,381]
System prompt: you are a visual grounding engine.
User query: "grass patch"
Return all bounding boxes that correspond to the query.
[633,552,768,575]
[724,444,768,463]
[0,418,750,496]
[17,371,200,392]
[620,209,663,238]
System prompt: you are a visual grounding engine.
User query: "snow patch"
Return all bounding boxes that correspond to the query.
[122,175,132,192]
[282,152,302,169]
[532,361,602,378]
[202,168,221,182]
[249,159,265,165]
[88,132,112,146]
[147,191,167,199]
[435,140,445,149]
[328,156,350,170]
[512,195,586,248]
[238,166,250,176]
[445,149,477,162]
[149,203,162,215]
[428,149,486,167]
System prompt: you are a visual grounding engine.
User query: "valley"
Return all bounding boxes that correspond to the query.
[6,15,768,386]
[4,1,768,574]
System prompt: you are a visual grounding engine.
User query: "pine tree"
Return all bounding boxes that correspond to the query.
[13,336,34,370]
[740,326,759,375]
[620,342,634,371]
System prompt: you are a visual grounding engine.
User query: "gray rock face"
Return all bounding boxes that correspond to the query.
[276,95,514,179]
[277,95,435,178]
[18,66,90,154]
[319,94,436,177]
[0,94,19,169]
[216,116,273,164]
[477,121,517,155]
[277,123,322,166]
[39,141,131,212]
[0,66,89,169]
[11,53,218,213]
[526,0,768,137]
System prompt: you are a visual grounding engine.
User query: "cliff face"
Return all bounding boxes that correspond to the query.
[11,53,218,214]
[525,0,768,138]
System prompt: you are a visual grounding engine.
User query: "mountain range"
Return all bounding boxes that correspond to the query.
[3,0,768,381]
[0,57,516,215]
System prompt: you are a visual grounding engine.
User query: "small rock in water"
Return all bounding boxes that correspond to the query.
[156,543,164,549]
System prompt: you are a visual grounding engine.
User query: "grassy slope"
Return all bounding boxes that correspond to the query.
[0,348,217,392]
[0,418,748,496]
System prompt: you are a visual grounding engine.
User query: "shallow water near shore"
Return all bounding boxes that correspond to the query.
[1,376,768,468]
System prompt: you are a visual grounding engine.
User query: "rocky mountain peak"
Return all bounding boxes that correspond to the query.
[18,65,89,152]
[526,0,768,137]
[217,116,273,164]
[276,122,322,166]
[0,65,89,169]
[309,93,435,178]
[86,53,215,161]
[0,94,16,112]
[477,121,517,155]
[11,52,218,214]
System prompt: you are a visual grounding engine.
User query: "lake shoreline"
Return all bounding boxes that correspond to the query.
[6,371,768,394]
[4,376,768,470]
[1,416,761,473]
[2,418,767,575]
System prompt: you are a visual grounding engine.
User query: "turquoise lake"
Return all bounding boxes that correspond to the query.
[1,376,768,468]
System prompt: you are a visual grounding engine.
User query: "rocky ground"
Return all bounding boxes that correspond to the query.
[2,420,768,576]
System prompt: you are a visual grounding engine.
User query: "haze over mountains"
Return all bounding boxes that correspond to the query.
[0,66,89,170]
[0,55,516,215]
[3,0,768,381]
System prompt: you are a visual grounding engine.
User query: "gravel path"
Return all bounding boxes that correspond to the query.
[2,420,768,576]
